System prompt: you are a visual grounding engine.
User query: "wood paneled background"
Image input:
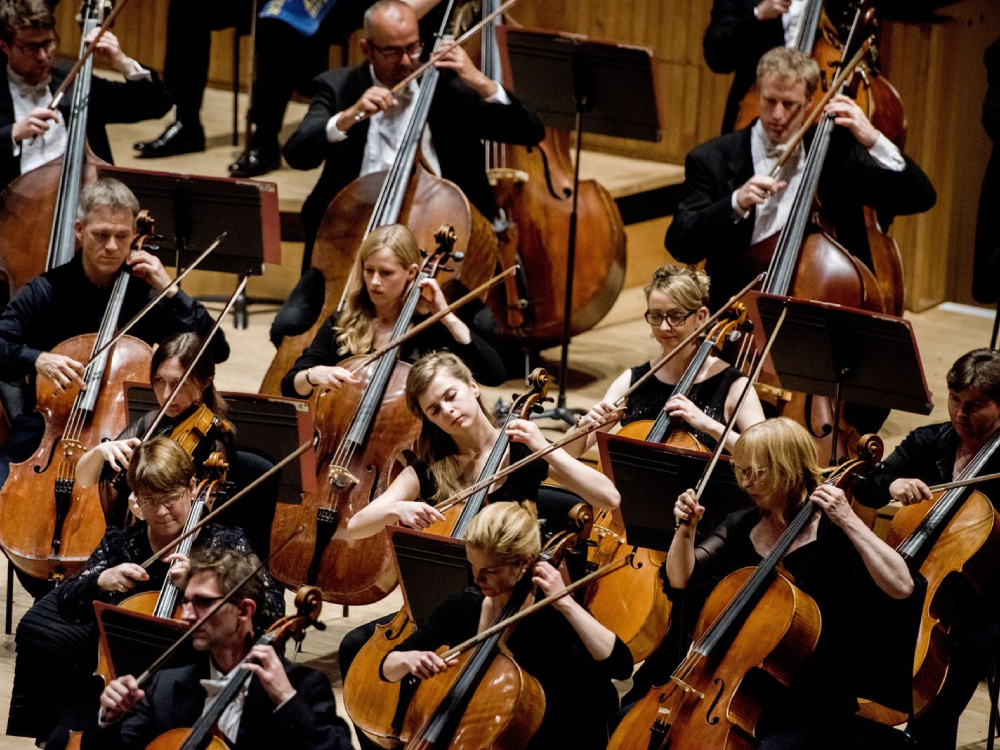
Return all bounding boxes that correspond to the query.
[54,0,1000,310]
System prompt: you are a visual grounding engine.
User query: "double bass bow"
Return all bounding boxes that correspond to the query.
[342,369,552,747]
[259,0,500,394]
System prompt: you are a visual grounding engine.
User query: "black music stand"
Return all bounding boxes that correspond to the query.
[751,293,933,463]
[498,27,660,427]
[597,433,749,553]
[93,601,197,681]
[388,528,472,626]
[97,166,282,329]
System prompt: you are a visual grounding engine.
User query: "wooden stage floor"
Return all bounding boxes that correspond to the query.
[0,87,997,748]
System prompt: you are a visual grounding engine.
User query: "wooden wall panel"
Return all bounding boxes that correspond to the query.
[51,0,998,310]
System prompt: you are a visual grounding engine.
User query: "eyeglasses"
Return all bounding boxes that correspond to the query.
[136,491,186,510]
[180,594,226,612]
[644,309,696,328]
[368,40,424,62]
[12,37,57,56]
[733,465,768,483]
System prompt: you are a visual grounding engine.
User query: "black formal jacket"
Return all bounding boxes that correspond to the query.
[0,60,172,190]
[84,657,353,750]
[664,125,937,309]
[282,64,545,251]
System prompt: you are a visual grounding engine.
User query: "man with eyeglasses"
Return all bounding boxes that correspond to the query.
[90,547,352,750]
[0,0,170,190]
[271,0,544,345]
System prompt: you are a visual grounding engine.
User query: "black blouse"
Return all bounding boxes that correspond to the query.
[279,306,505,398]
[394,587,633,750]
[622,362,743,450]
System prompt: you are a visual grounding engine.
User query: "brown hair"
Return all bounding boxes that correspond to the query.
[127,437,196,497]
[77,177,140,224]
[464,502,541,563]
[947,348,1000,404]
[152,332,229,420]
[0,0,54,44]
[644,264,710,311]
[181,547,265,624]
[404,351,492,501]
[756,47,821,99]
[335,224,420,356]
[731,418,825,522]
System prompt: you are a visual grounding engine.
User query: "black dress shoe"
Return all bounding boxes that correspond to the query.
[228,144,281,178]
[134,121,205,158]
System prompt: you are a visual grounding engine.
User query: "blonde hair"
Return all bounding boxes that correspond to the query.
[127,437,195,497]
[756,47,821,99]
[405,351,492,501]
[644,264,711,312]
[731,418,825,522]
[464,502,541,563]
[335,225,420,356]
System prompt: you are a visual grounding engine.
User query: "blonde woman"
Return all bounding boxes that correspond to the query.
[384,502,633,749]
[567,264,764,458]
[661,418,913,750]
[280,224,504,398]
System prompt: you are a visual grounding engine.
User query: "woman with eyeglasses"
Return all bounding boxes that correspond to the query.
[649,417,914,750]
[7,438,284,747]
[565,264,765,459]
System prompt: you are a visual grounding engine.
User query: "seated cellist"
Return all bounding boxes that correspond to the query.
[854,347,1000,749]
[384,501,633,749]
[566,263,765,459]
[662,417,913,749]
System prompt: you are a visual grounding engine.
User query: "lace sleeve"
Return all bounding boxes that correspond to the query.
[200,524,286,627]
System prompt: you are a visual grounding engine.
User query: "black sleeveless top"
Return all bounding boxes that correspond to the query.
[622,362,743,451]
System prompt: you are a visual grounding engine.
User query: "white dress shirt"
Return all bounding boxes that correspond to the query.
[325,64,510,177]
[782,0,806,48]
[732,119,907,244]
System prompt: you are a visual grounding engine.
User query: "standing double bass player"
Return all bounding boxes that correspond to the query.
[272,0,544,345]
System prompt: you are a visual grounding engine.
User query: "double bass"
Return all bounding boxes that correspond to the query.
[342,370,551,747]
[267,231,456,604]
[259,0,498,395]
[608,435,884,750]
[584,305,752,663]
[465,0,627,344]
[0,218,155,582]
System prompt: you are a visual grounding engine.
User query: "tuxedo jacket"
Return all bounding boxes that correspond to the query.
[282,63,545,251]
[0,61,171,190]
[87,657,352,750]
[664,125,937,309]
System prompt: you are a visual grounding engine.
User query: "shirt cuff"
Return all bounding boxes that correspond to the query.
[731,191,750,222]
[123,59,151,81]
[326,113,350,143]
[273,689,298,713]
[484,85,510,105]
[867,133,905,172]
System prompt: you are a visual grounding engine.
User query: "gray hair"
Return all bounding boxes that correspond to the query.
[77,178,140,224]
[362,0,413,38]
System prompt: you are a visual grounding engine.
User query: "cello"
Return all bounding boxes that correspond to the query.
[267,230,456,604]
[583,305,753,663]
[0,217,156,582]
[342,369,551,747]
[465,0,627,344]
[259,0,498,395]
[607,434,884,750]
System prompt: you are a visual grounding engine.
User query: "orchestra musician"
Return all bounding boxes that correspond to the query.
[854,348,1000,749]
[88,547,352,750]
[664,417,914,749]
[337,349,620,749]
[271,0,544,344]
[280,223,506,395]
[565,264,766,459]
[0,178,229,495]
[0,0,171,189]
[75,331,279,558]
[664,47,936,311]
[383,501,633,749]
[7,437,285,747]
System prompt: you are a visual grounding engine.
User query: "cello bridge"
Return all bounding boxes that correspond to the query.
[328,465,360,489]
[486,168,530,186]
[670,676,704,700]
[60,439,84,458]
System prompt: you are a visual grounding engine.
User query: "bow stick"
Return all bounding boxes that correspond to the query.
[925,471,1000,495]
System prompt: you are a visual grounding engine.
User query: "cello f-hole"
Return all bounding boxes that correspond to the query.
[706,678,725,725]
